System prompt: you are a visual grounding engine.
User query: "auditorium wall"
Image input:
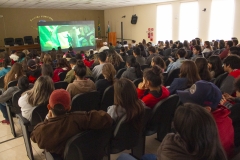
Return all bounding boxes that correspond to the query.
[104,0,240,44]
[0,8,104,46]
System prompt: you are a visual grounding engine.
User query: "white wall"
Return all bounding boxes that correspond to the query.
[104,0,240,44]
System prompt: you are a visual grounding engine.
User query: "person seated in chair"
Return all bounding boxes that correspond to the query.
[166,49,186,73]
[133,47,146,66]
[31,89,113,158]
[191,45,202,61]
[92,52,107,80]
[26,59,41,83]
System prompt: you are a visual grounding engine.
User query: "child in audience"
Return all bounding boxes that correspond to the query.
[177,80,234,158]
[52,58,70,82]
[195,57,212,81]
[107,78,144,131]
[107,50,125,71]
[168,61,200,94]
[121,55,142,81]
[151,56,166,72]
[41,64,53,80]
[208,55,224,78]
[66,61,96,98]
[26,59,41,83]
[95,63,116,98]
[0,56,11,77]
[137,65,170,108]
[19,76,54,121]
[31,89,112,158]
[166,49,186,73]
[0,76,29,125]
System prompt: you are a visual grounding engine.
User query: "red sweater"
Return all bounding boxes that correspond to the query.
[137,86,170,109]
[219,49,229,60]
[212,105,234,158]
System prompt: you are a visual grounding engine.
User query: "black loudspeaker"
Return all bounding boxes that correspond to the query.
[131,15,138,24]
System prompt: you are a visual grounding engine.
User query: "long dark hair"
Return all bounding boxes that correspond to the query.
[143,65,163,87]
[126,56,142,78]
[208,56,224,78]
[195,58,212,81]
[173,103,227,160]
[114,78,144,131]
[219,40,225,49]
[180,61,201,87]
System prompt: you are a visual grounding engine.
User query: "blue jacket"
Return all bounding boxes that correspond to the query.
[168,78,188,94]
[0,67,11,77]
[166,58,186,73]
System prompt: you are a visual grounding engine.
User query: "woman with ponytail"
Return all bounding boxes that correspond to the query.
[121,55,142,81]
[66,60,96,98]
[95,63,116,98]
[137,65,170,108]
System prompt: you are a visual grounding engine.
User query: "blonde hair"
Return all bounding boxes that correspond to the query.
[26,76,54,106]
[102,63,116,83]
[43,54,53,65]
[107,50,123,68]
[4,62,24,90]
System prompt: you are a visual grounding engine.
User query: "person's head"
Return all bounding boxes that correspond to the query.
[223,55,240,72]
[17,76,29,91]
[142,39,146,45]
[234,77,240,97]
[47,89,71,117]
[177,80,222,112]
[151,56,166,70]
[193,45,202,55]
[27,76,55,106]
[219,40,225,49]
[143,65,163,89]
[68,46,73,52]
[97,52,107,63]
[226,40,233,49]
[204,41,212,50]
[195,58,212,81]
[177,42,183,49]
[74,60,86,79]
[148,46,156,54]
[229,46,240,56]
[177,49,186,58]
[208,55,224,78]
[75,53,83,61]
[43,54,52,65]
[213,41,219,49]
[183,40,189,49]
[179,61,201,87]
[132,40,136,44]
[232,38,239,46]
[133,47,141,57]
[4,62,24,90]
[170,40,173,45]
[126,55,142,78]
[191,39,197,46]
[173,103,227,159]
[114,78,144,131]
[196,39,200,45]
[103,42,107,46]
[69,57,77,68]
[27,59,37,70]
[120,47,125,53]
[41,64,53,78]
[107,50,123,67]
[56,58,69,68]
[128,43,132,49]
[18,52,26,60]
[138,44,144,52]
[165,41,170,48]
[102,63,116,83]
[3,56,11,69]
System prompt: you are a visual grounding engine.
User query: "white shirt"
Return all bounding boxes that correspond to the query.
[18,93,36,121]
[107,105,126,121]
[99,46,109,53]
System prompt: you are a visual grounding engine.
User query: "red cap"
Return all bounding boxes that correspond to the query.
[49,89,71,111]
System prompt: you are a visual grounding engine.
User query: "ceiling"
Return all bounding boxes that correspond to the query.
[0,0,175,10]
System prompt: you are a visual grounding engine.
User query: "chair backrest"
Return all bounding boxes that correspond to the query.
[163,48,172,59]
[23,36,34,44]
[54,81,68,90]
[85,76,95,82]
[145,95,179,137]
[0,76,4,88]
[110,115,140,154]
[212,49,221,55]
[96,74,104,81]
[141,65,149,71]
[214,72,228,88]
[7,80,18,88]
[203,52,213,59]
[164,68,180,86]
[116,68,126,79]
[4,38,14,46]
[15,38,24,45]
[30,103,48,126]
[229,103,240,147]
[185,50,193,59]
[64,127,113,160]
[58,72,67,81]
[71,91,100,112]
[100,85,114,111]
[11,90,24,114]
[133,78,143,88]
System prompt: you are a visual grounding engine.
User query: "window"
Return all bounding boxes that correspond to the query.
[156,4,172,43]
[209,0,235,40]
[179,2,199,41]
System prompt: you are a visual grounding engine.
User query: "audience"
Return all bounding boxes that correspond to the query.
[168,61,200,94]
[92,52,107,80]
[133,47,146,66]
[166,49,186,73]
[219,40,233,60]
[195,58,212,81]
[220,55,240,94]
[208,55,224,78]
[66,61,96,98]
[19,76,54,121]
[95,63,116,98]
[177,80,234,158]
[121,55,142,81]
[31,89,112,158]
[137,66,170,108]
[229,46,240,56]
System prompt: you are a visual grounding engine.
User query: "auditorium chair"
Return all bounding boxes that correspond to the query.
[15,38,24,45]
[203,52,213,59]
[85,76,95,82]
[96,74,104,81]
[133,78,143,88]
[4,38,14,46]
[58,72,67,81]
[140,64,149,71]
[214,72,228,88]
[115,68,126,79]
[54,81,68,90]
[164,68,180,86]
[23,36,34,44]
[100,86,114,111]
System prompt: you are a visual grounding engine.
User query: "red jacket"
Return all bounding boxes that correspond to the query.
[137,86,170,109]
[212,105,234,158]
[219,49,229,60]
[52,68,69,82]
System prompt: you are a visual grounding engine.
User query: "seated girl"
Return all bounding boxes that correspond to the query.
[151,56,166,72]
[195,57,212,81]
[137,65,170,108]
[66,61,96,98]
[19,76,54,121]
[52,58,70,82]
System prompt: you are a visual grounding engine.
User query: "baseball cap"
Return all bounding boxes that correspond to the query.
[49,89,71,111]
[27,59,36,69]
[177,80,222,110]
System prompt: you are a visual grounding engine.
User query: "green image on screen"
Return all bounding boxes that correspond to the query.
[39,24,95,51]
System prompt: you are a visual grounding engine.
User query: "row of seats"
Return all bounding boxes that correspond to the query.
[4,36,39,46]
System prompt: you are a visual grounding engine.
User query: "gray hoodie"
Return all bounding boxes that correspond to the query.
[121,67,137,81]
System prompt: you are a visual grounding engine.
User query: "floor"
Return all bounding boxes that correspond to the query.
[0,114,160,160]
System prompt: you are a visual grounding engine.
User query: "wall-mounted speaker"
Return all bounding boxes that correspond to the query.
[131,15,138,24]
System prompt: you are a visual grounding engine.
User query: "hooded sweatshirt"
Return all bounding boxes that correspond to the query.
[121,67,138,81]
[66,79,96,98]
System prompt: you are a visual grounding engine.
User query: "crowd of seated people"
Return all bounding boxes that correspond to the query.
[0,37,239,159]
